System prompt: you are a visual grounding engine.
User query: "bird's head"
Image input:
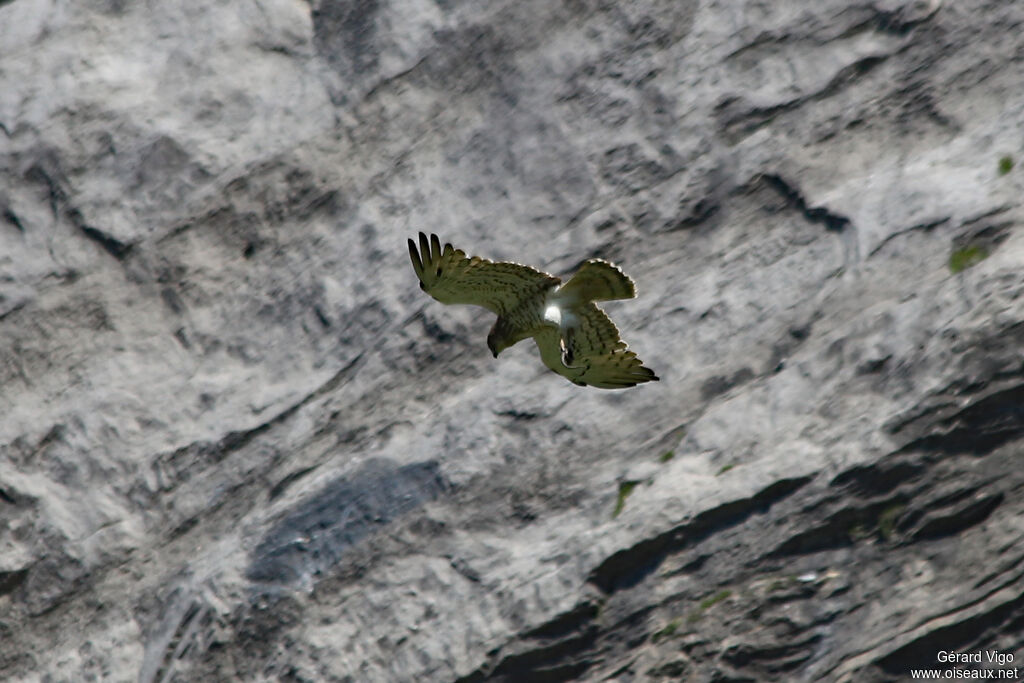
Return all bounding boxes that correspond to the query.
[486,329,506,358]
[486,320,514,358]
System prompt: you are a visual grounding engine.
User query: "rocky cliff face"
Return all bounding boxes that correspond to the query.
[2,0,1023,680]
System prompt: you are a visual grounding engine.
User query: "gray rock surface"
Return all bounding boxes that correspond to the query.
[2,0,1023,680]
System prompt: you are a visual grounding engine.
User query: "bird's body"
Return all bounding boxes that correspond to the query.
[408,232,658,389]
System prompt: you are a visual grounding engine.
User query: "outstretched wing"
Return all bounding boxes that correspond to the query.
[557,259,636,303]
[408,232,560,315]
[534,303,658,389]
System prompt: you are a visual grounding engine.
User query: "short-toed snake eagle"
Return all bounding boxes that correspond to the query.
[408,232,658,389]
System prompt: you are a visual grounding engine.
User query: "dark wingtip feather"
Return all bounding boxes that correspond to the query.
[408,237,424,276]
[419,232,431,264]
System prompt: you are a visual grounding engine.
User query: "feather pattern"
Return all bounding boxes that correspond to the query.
[409,232,658,389]
[534,304,656,388]
[408,232,559,316]
[556,259,636,303]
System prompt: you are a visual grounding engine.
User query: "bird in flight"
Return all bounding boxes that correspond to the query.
[408,232,658,389]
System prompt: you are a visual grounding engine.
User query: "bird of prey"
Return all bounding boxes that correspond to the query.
[408,232,658,389]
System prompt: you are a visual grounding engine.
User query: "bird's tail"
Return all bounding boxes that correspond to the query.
[558,259,636,303]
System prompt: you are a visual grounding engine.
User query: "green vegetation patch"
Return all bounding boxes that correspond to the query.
[949,245,989,273]
[878,503,906,541]
[658,450,675,463]
[688,589,732,622]
[998,155,1014,175]
[716,463,734,475]
[768,575,796,592]
[700,589,732,610]
[612,481,639,518]
[651,618,682,643]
